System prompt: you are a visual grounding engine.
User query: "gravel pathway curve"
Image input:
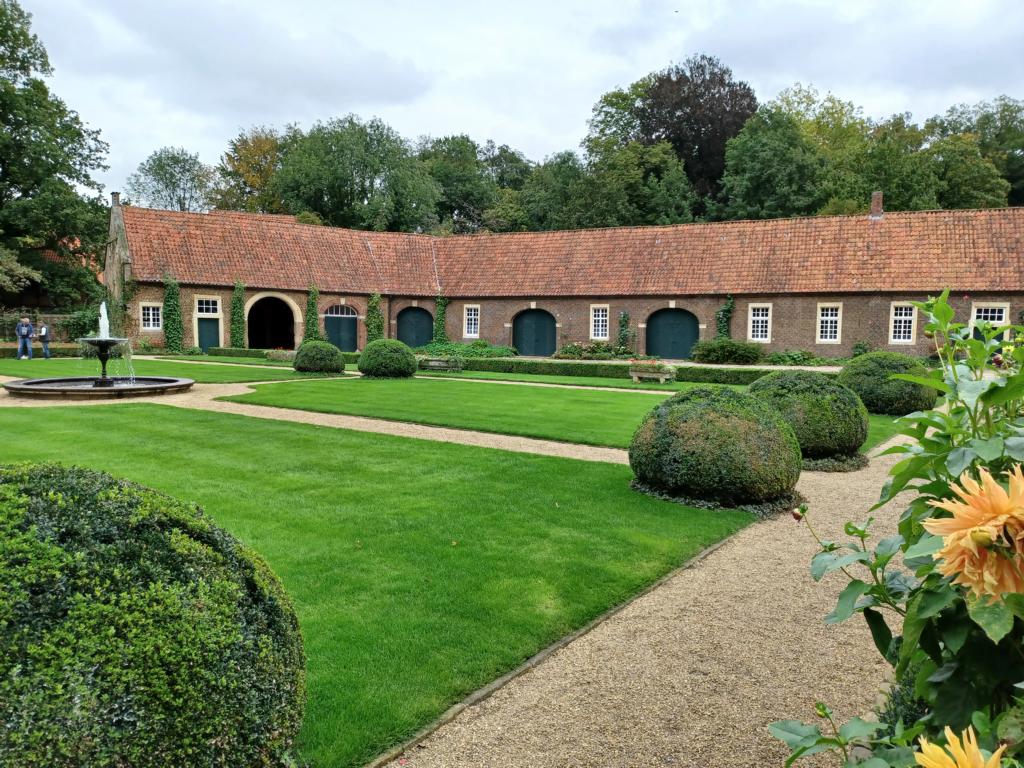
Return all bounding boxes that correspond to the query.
[382,453,901,768]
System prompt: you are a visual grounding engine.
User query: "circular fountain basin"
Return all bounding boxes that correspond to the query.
[3,376,195,400]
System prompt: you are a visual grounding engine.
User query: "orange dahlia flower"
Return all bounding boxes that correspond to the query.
[923,466,1024,600]
[915,726,1006,768]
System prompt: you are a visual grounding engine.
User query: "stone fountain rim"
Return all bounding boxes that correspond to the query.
[3,376,195,400]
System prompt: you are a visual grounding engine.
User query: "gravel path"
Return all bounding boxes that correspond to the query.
[382,452,901,768]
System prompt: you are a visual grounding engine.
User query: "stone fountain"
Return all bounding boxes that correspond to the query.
[3,302,194,399]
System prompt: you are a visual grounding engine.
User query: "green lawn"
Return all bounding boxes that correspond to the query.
[0,357,333,383]
[0,404,751,767]
[416,368,737,392]
[864,413,903,451]
[157,353,294,367]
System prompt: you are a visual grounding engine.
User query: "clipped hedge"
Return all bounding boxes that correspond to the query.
[837,351,938,415]
[0,343,81,359]
[358,339,417,378]
[749,370,868,459]
[690,338,764,365]
[0,464,305,767]
[293,339,344,373]
[463,358,634,379]
[341,351,360,364]
[629,387,801,506]
[675,366,770,385]
[209,346,268,359]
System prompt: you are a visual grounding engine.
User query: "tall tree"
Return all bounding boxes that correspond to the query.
[126,147,215,212]
[859,115,940,211]
[518,151,586,231]
[210,126,290,213]
[718,107,826,220]
[926,133,1010,209]
[479,141,533,190]
[0,0,108,304]
[270,116,440,232]
[418,135,497,232]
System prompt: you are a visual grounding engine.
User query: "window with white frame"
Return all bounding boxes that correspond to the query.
[889,304,916,344]
[140,304,162,331]
[748,304,772,343]
[463,305,480,338]
[972,303,1009,328]
[817,304,842,344]
[196,298,219,315]
[590,305,609,340]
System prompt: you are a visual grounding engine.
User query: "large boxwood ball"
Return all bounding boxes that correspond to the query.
[629,387,801,504]
[749,370,868,458]
[293,339,345,373]
[837,351,938,415]
[358,338,417,378]
[0,464,306,768]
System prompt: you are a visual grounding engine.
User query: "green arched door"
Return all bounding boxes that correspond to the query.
[396,307,433,348]
[646,309,699,359]
[512,309,556,356]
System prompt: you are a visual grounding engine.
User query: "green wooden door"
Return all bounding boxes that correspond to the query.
[397,307,433,348]
[512,310,556,356]
[197,317,220,353]
[646,309,698,359]
[325,316,358,351]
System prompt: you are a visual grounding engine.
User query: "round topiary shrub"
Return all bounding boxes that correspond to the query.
[358,338,417,378]
[0,464,306,767]
[629,387,801,508]
[837,351,938,415]
[293,339,345,373]
[749,370,869,465]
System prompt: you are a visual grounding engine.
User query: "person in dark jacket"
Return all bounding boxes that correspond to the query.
[15,317,33,360]
[37,321,50,359]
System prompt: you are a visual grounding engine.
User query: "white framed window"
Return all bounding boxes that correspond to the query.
[971,302,1010,332]
[816,303,842,344]
[590,305,609,341]
[196,297,220,315]
[747,303,772,343]
[325,304,357,317]
[140,303,162,331]
[889,303,916,345]
[463,305,480,338]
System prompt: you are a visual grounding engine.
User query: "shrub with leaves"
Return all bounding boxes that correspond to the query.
[304,286,322,341]
[365,293,384,343]
[432,295,449,343]
[0,464,305,768]
[837,350,938,415]
[715,295,735,338]
[162,275,183,353]
[230,281,246,347]
[358,338,417,378]
[293,339,344,373]
[691,337,763,365]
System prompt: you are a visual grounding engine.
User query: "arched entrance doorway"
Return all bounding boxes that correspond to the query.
[646,308,699,359]
[248,296,296,350]
[396,307,433,348]
[512,309,556,356]
[325,305,358,351]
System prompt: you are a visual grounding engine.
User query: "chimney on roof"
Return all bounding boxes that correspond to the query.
[111,191,121,207]
[869,190,883,220]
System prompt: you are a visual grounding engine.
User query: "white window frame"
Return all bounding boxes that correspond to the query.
[590,304,610,341]
[463,304,480,339]
[888,302,917,345]
[192,294,224,349]
[139,302,163,332]
[970,302,1011,336]
[816,302,843,345]
[747,303,772,344]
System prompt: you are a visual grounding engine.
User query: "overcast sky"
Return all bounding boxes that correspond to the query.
[21,0,1024,193]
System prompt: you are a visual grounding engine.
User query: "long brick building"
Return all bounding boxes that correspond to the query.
[102,192,1024,359]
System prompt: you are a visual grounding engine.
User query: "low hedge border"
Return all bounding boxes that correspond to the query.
[630,480,805,520]
[802,454,870,473]
[209,347,268,359]
[0,344,81,359]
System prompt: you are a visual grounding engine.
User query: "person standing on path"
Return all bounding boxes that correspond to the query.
[36,321,50,359]
[15,317,33,360]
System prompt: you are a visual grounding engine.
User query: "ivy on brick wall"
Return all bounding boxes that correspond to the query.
[365,293,384,343]
[432,294,449,343]
[304,286,322,341]
[617,310,634,351]
[162,275,183,353]
[230,281,245,348]
[715,295,735,339]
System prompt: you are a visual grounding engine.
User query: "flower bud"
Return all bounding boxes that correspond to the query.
[970,529,993,548]
[792,508,804,522]
[924,330,935,339]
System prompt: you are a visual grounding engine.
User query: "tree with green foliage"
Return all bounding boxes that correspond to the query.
[162,275,183,353]
[365,292,384,343]
[304,286,322,341]
[926,133,1010,209]
[126,147,215,212]
[480,140,533,190]
[0,0,108,305]
[209,126,290,213]
[718,107,826,219]
[229,281,245,347]
[518,151,587,230]
[418,135,497,232]
[481,188,530,232]
[271,116,440,232]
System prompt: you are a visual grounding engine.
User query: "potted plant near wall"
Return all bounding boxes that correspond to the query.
[628,358,675,383]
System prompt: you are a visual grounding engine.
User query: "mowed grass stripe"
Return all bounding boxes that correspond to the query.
[0,404,751,767]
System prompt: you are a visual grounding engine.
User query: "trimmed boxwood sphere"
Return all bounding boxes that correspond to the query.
[0,464,305,768]
[837,351,938,415]
[749,370,868,458]
[293,339,345,373]
[629,387,801,504]
[358,338,417,378]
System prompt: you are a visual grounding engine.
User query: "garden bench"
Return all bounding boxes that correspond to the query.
[629,368,673,384]
[418,357,463,372]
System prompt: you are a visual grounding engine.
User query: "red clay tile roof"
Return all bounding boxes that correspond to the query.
[121,205,1024,297]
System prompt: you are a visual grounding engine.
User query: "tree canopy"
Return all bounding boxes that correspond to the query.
[126,147,215,212]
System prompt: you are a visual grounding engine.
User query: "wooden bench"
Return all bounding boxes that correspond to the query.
[418,357,464,372]
[629,369,673,384]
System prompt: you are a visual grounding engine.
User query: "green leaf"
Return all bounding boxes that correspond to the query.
[1005,437,1024,461]
[768,720,822,749]
[810,551,869,581]
[891,372,951,394]
[853,759,892,768]
[826,580,870,624]
[1004,593,1024,622]
[904,534,942,565]
[939,617,970,654]
[969,437,1005,462]
[918,586,957,619]
[982,374,1024,408]
[863,607,894,660]
[875,535,904,563]
[956,378,993,409]
[898,593,926,674]
[946,447,978,477]
[967,596,1015,643]
[838,717,882,741]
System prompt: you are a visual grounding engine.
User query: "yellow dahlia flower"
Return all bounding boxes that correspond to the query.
[916,726,1006,768]
[924,466,1024,600]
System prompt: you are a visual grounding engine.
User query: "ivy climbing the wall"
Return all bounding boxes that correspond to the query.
[365,293,384,343]
[162,275,183,353]
[304,286,322,341]
[230,281,245,348]
[432,295,449,343]
[715,295,735,339]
